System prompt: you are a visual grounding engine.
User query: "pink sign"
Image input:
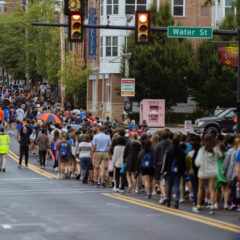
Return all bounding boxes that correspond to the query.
[140,99,165,128]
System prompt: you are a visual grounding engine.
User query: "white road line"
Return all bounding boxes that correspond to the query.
[2,225,12,229]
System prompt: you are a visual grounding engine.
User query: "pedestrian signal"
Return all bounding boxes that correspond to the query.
[68,13,83,42]
[135,10,150,45]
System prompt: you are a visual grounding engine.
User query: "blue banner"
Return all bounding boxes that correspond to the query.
[88,8,97,59]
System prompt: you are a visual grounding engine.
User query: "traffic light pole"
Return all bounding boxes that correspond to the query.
[32,22,238,36]
[237,28,240,133]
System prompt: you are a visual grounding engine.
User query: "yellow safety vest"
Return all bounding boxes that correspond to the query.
[0,134,10,154]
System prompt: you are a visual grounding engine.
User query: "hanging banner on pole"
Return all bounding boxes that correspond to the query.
[121,79,135,97]
[218,46,238,68]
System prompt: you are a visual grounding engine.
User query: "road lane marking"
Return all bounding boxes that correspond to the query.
[7,151,58,179]
[112,194,240,230]
[8,150,58,178]
[2,224,12,229]
[103,193,240,233]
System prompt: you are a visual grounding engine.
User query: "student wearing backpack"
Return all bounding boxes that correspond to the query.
[165,138,186,209]
[138,140,155,199]
[36,128,49,169]
[56,133,72,179]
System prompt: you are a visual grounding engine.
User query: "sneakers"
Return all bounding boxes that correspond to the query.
[192,205,201,213]
[152,191,157,196]
[127,185,133,193]
[229,202,236,210]
[93,183,99,188]
[166,200,171,207]
[119,189,125,193]
[114,188,120,193]
[159,197,167,205]
[18,165,21,169]
[174,201,179,209]
[146,193,152,199]
[179,198,184,203]
[224,203,229,210]
[100,183,105,189]
[209,207,215,214]
[135,188,139,194]
[2,168,5,172]
[214,202,219,210]
[236,205,240,212]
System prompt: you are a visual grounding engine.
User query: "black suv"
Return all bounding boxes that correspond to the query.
[194,108,236,134]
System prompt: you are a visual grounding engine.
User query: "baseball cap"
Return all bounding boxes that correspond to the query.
[0,127,4,132]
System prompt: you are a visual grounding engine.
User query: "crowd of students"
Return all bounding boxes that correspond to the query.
[0,84,240,216]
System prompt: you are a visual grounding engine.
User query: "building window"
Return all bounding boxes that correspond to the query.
[172,0,185,17]
[100,37,103,57]
[106,36,118,57]
[106,0,119,15]
[225,0,235,16]
[106,79,111,103]
[125,0,146,15]
[101,0,104,16]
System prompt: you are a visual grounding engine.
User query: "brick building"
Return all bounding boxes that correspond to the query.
[83,0,232,120]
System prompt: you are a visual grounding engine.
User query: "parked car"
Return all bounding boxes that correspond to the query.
[194,108,236,134]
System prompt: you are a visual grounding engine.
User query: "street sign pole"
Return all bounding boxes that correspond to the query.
[237,28,240,133]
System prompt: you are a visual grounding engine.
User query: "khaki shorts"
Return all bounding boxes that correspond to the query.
[94,152,109,169]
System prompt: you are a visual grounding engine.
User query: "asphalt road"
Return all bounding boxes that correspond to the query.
[0,136,239,240]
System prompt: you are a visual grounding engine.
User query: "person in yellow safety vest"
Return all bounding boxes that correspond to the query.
[0,127,10,172]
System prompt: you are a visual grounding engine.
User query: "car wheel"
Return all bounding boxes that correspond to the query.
[205,126,219,134]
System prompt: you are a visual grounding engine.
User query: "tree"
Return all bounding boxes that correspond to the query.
[58,52,92,108]
[189,2,238,109]
[0,0,60,85]
[122,2,196,109]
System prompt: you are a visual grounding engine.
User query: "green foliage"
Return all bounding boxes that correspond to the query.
[0,0,60,84]
[122,2,196,109]
[190,0,239,109]
[58,52,92,105]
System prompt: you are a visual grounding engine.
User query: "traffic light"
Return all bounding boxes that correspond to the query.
[135,10,150,45]
[64,0,83,15]
[69,13,83,42]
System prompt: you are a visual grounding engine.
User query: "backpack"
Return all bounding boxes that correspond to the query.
[59,144,69,157]
[142,153,153,169]
[170,157,178,175]
[9,109,16,121]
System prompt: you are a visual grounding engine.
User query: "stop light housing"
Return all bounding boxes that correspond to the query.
[68,13,83,42]
[135,10,150,45]
[64,0,83,15]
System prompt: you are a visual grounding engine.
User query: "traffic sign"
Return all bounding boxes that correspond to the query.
[121,79,135,97]
[184,120,192,131]
[168,26,213,39]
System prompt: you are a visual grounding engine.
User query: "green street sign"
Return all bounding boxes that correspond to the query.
[168,26,213,39]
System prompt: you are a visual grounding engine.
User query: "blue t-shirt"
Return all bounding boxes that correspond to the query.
[80,112,86,119]
[3,109,8,121]
[236,150,240,163]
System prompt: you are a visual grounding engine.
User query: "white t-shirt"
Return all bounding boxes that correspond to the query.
[16,108,25,121]
[77,142,92,158]
[39,84,46,93]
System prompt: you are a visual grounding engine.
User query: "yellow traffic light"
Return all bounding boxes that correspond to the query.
[135,10,150,44]
[64,0,83,15]
[69,13,83,42]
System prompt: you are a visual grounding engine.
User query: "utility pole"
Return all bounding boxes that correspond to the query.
[60,1,65,109]
[237,28,240,133]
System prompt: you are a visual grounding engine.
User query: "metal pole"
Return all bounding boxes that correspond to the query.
[237,28,240,133]
[60,2,65,109]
